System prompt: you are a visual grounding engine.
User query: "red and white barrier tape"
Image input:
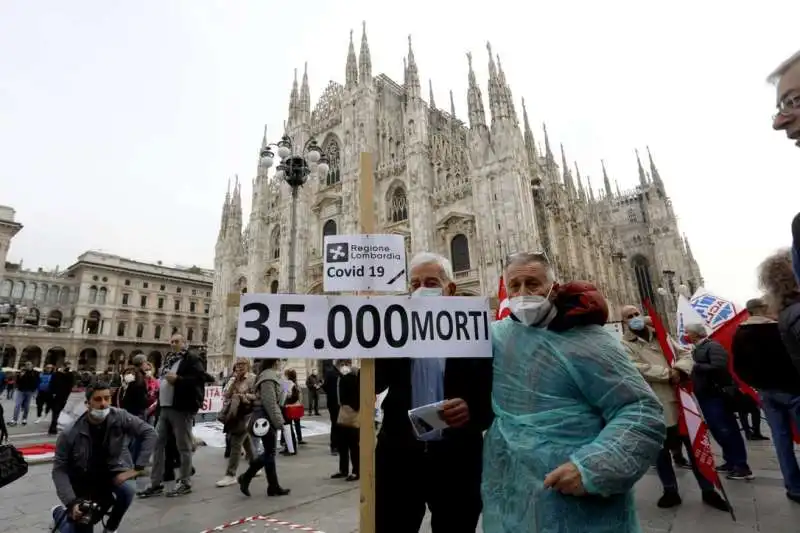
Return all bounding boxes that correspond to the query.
[199,515,326,533]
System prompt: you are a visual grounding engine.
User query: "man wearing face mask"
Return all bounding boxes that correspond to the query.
[374,252,493,533]
[620,305,729,512]
[483,252,664,533]
[51,382,155,533]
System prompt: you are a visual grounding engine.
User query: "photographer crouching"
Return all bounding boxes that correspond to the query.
[51,382,156,533]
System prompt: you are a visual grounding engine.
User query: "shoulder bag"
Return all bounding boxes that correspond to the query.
[0,444,28,488]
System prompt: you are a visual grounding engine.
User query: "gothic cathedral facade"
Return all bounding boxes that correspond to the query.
[206,25,702,376]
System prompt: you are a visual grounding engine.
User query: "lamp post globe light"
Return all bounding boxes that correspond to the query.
[259,135,329,294]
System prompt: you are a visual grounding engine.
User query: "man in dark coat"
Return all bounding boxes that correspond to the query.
[375,252,493,533]
[48,362,76,436]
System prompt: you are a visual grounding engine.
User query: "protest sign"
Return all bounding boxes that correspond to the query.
[235,294,492,360]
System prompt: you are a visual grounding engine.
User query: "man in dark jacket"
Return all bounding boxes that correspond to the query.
[306,369,321,416]
[48,362,76,436]
[322,364,342,455]
[137,334,206,499]
[686,323,753,480]
[375,252,493,533]
[51,382,155,532]
[733,297,800,501]
[10,361,39,426]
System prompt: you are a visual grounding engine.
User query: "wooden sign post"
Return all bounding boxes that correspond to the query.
[358,152,377,533]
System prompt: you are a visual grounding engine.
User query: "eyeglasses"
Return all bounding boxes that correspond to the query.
[505,250,550,268]
[773,94,800,120]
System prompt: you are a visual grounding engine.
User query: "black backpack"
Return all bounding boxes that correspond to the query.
[0,444,28,488]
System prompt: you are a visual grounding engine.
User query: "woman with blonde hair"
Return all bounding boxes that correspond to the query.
[216,357,257,487]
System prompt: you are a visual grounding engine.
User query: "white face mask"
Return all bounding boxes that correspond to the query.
[89,407,110,421]
[412,287,443,298]
[145,370,153,378]
[509,285,556,328]
[123,373,135,384]
[339,366,351,375]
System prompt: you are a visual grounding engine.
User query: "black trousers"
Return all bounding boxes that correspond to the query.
[48,396,68,434]
[328,405,340,451]
[338,426,359,475]
[376,434,483,533]
[308,391,319,414]
[36,392,51,418]
[737,394,763,436]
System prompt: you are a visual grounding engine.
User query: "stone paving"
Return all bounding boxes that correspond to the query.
[3,396,800,532]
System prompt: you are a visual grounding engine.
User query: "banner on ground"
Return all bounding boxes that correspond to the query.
[235,294,492,359]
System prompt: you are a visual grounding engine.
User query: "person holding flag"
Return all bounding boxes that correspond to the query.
[685,323,755,481]
[621,304,730,512]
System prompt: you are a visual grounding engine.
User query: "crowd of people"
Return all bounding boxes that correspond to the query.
[0,46,797,533]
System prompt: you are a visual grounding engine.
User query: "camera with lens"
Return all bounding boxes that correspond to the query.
[74,499,103,525]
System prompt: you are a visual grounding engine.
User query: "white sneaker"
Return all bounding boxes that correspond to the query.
[253,469,262,477]
[216,475,238,487]
[35,418,42,424]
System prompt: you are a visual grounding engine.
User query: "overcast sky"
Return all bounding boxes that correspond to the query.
[0,1,797,307]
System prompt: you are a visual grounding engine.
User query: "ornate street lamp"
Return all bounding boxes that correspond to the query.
[259,135,329,294]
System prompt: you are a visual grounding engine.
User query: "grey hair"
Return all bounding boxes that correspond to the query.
[757,248,800,312]
[767,49,800,84]
[409,252,454,281]
[684,322,708,338]
[132,354,147,367]
[505,252,556,282]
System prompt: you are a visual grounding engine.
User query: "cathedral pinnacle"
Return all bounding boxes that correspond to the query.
[543,123,554,165]
[405,35,420,97]
[299,62,310,118]
[635,149,647,187]
[288,68,299,123]
[575,162,586,201]
[345,29,358,89]
[560,144,576,198]
[449,89,456,118]
[587,175,596,202]
[260,124,268,151]
[601,159,613,198]
[429,79,436,109]
[359,21,372,85]
[486,42,503,124]
[646,146,663,187]
[521,97,538,164]
[465,52,486,129]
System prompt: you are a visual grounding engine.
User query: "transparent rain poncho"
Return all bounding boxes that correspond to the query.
[482,319,665,533]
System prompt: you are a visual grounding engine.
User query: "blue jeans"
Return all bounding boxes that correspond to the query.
[761,390,800,495]
[52,481,135,532]
[697,394,749,470]
[13,390,34,422]
[656,424,714,493]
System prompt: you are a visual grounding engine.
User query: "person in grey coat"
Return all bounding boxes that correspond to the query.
[237,359,290,498]
[51,382,156,532]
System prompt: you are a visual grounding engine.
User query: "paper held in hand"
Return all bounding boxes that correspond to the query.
[235,293,492,359]
[408,401,449,440]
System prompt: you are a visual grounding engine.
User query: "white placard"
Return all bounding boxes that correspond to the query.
[235,294,492,359]
[323,234,407,292]
[199,385,224,414]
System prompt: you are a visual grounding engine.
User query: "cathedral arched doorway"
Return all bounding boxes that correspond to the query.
[78,348,98,371]
[631,255,655,306]
[450,234,471,274]
[108,349,125,370]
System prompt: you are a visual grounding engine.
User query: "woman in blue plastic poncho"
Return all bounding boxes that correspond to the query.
[483,252,665,533]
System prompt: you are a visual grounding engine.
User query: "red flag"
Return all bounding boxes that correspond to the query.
[644,300,729,502]
[496,276,510,320]
[709,310,760,404]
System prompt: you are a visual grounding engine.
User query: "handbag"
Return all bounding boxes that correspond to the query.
[337,405,360,429]
[0,444,29,488]
[285,404,304,421]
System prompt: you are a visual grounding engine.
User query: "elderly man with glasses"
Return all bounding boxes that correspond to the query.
[482,252,664,533]
[768,50,800,285]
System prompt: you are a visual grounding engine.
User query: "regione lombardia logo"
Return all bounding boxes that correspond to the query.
[326,242,349,263]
